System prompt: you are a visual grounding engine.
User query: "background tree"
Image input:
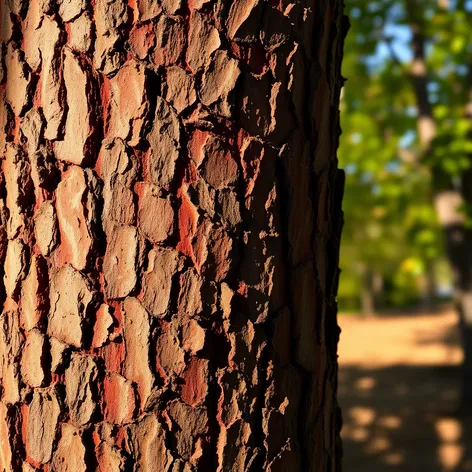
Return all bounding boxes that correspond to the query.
[0,0,346,470]
[339,28,443,314]
[341,0,472,401]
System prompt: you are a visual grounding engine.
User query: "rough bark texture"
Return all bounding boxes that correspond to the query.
[0,0,346,470]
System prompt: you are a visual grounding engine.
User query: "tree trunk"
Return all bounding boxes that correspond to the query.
[360,287,375,318]
[0,0,347,471]
[435,192,472,404]
[360,267,376,317]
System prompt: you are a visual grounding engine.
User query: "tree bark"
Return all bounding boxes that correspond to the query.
[0,0,346,470]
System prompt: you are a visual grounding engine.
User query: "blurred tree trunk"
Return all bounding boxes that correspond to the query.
[360,268,382,317]
[361,286,375,317]
[406,0,472,405]
[361,283,375,318]
[0,0,347,470]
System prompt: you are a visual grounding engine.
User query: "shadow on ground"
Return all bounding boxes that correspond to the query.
[339,309,472,472]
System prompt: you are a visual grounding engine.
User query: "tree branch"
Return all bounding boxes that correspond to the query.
[383,36,403,67]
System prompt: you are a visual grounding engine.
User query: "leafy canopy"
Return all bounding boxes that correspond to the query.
[338,0,472,309]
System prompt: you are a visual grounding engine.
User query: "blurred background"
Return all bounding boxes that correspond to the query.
[338,0,472,470]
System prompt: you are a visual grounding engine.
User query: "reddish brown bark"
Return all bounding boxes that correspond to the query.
[0,0,346,470]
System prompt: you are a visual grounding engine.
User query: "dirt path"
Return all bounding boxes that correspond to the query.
[338,309,472,471]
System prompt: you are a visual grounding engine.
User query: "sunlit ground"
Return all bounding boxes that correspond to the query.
[338,307,472,471]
